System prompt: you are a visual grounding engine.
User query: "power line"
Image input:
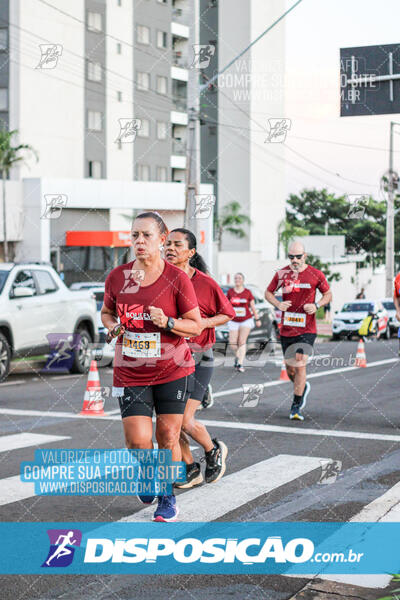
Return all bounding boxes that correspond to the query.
[199,0,304,91]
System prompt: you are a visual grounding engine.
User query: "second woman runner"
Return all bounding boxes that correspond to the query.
[165,228,235,488]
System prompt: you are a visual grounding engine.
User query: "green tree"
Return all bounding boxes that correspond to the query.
[0,129,38,261]
[286,188,397,263]
[278,219,309,257]
[215,201,251,251]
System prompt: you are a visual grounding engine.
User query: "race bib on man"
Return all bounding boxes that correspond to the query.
[234,307,246,317]
[122,331,161,358]
[283,311,306,328]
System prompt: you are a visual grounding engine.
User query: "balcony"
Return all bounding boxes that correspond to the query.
[172,7,190,26]
[172,50,190,70]
[172,139,187,155]
[171,65,188,82]
[172,95,187,112]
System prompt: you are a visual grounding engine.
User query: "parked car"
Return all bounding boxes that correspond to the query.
[90,286,116,367]
[70,281,105,290]
[0,263,99,382]
[332,300,390,340]
[381,298,400,336]
[215,285,279,355]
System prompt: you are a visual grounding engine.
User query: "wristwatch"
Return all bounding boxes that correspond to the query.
[315,302,319,310]
[166,317,175,331]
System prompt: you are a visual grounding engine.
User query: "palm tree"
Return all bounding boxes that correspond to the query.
[277,219,309,258]
[215,201,251,251]
[0,129,38,261]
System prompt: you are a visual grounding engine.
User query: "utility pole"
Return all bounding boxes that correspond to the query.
[385,121,399,296]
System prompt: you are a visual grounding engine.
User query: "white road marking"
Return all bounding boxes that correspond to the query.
[0,475,35,506]
[0,379,26,387]
[0,433,70,453]
[121,454,327,522]
[319,481,400,589]
[214,357,399,398]
[0,408,120,420]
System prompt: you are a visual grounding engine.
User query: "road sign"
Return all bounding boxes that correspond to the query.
[340,43,400,116]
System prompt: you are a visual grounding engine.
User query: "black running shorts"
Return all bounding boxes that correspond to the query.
[118,376,188,418]
[280,333,316,357]
[186,348,214,402]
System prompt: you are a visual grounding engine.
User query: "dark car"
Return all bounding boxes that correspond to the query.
[215,284,279,357]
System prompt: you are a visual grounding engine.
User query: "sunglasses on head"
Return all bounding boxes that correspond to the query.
[288,253,303,260]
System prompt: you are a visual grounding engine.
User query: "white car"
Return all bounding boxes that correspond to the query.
[90,286,116,367]
[381,298,400,335]
[332,300,390,340]
[0,263,99,382]
[70,281,105,290]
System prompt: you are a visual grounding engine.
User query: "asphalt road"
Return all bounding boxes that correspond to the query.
[1,338,400,599]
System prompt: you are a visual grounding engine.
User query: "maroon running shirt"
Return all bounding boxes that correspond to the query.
[267,264,330,337]
[104,260,198,387]
[188,269,235,351]
[227,288,255,322]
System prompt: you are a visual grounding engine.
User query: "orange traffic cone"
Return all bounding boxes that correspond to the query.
[279,360,290,381]
[355,338,367,368]
[80,360,105,416]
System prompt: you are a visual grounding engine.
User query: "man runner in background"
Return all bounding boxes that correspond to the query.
[265,241,332,421]
[393,271,400,355]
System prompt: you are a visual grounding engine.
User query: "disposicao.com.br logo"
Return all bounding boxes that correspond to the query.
[84,536,315,564]
[42,529,82,568]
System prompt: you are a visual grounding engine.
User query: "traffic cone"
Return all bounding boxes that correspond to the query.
[355,338,367,368]
[80,360,105,416]
[279,360,290,380]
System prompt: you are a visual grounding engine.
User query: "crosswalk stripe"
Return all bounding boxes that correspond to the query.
[0,475,35,506]
[0,433,70,453]
[318,481,400,589]
[198,418,400,443]
[120,454,327,522]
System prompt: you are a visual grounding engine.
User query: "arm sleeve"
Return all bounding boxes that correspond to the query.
[213,283,236,319]
[104,271,116,311]
[317,272,330,294]
[247,289,255,302]
[267,272,280,293]
[176,272,199,315]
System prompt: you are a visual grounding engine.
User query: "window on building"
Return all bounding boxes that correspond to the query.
[157,31,167,49]
[87,61,102,82]
[0,89,8,111]
[136,164,150,181]
[207,168,216,178]
[87,11,103,32]
[116,42,122,54]
[88,160,102,179]
[117,91,122,102]
[0,29,8,51]
[34,270,58,295]
[157,0,167,4]
[156,121,168,140]
[156,166,168,181]
[208,125,217,135]
[87,110,102,131]
[156,75,167,95]
[137,71,150,91]
[137,118,150,137]
[137,25,150,45]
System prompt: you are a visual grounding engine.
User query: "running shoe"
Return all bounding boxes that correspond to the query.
[175,462,204,489]
[201,384,214,409]
[203,439,228,483]
[237,364,245,373]
[137,494,156,505]
[289,408,304,421]
[153,495,179,522]
[299,381,310,410]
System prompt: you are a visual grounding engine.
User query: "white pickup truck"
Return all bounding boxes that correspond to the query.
[0,262,99,382]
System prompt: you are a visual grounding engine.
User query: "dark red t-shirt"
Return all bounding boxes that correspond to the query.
[104,260,198,387]
[227,288,255,322]
[188,269,236,351]
[267,264,330,337]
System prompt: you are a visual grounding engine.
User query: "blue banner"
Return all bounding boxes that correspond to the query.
[1,522,399,574]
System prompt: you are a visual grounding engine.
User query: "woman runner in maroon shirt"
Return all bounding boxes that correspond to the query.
[101,212,202,522]
[227,273,261,372]
[165,228,235,488]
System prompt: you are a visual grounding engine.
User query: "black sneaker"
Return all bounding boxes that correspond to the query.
[175,462,204,489]
[289,400,304,421]
[203,439,228,483]
[201,384,214,409]
[299,381,310,410]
